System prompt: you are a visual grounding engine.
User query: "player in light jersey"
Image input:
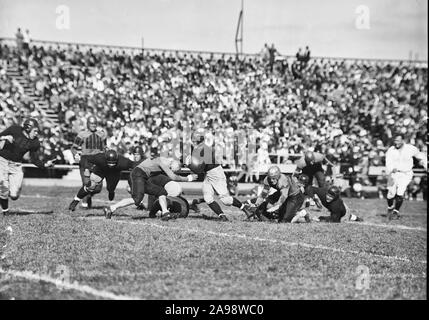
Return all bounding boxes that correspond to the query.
[129,157,197,220]
[384,134,427,220]
[254,166,308,223]
[71,116,107,209]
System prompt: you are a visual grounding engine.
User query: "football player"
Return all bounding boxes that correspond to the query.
[103,173,185,219]
[68,149,134,211]
[295,150,333,188]
[384,134,427,220]
[0,118,55,214]
[71,116,107,209]
[129,156,197,220]
[186,130,253,221]
[297,174,362,222]
[149,195,190,221]
[253,166,309,223]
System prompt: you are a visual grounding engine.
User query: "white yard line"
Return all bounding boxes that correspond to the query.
[0,268,139,300]
[344,221,427,232]
[81,217,427,265]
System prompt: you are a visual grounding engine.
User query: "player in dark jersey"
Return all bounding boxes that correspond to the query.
[186,130,253,221]
[0,118,54,214]
[68,149,134,211]
[298,174,363,222]
[295,151,333,188]
[104,168,185,219]
[253,166,308,223]
[149,196,190,220]
[71,116,107,209]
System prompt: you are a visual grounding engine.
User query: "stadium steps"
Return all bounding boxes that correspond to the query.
[6,66,59,126]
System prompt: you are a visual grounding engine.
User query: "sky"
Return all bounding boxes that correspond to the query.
[0,0,427,60]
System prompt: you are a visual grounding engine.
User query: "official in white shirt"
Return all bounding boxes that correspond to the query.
[385,135,427,219]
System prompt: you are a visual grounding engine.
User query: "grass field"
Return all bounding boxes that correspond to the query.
[0,186,426,300]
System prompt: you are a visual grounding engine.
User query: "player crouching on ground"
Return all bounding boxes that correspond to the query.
[104,174,185,220]
[128,156,197,221]
[297,174,362,222]
[0,118,55,215]
[68,149,135,211]
[251,166,310,223]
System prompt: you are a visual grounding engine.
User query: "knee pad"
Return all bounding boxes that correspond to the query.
[219,195,233,206]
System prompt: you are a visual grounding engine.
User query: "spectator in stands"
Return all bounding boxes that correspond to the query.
[0,39,426,173]
[23,29,31,55]
[15,28,23,52]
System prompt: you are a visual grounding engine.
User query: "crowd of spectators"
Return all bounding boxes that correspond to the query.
[0,35,427,191]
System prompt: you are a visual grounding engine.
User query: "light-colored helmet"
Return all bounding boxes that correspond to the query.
[267,166,281,180]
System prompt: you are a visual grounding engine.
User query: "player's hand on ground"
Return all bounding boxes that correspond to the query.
[187,174,198,182]
[1,135,14,143]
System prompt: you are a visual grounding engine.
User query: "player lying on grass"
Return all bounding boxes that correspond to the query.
[68,149,135,211]
[247,166,310,223]
[297,174,363,222]
[0,118,55,215]
[128,156,197,221]
[149,195,190,221]
[186,130,253,221]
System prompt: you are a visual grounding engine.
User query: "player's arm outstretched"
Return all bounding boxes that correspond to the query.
[159,157,196,182]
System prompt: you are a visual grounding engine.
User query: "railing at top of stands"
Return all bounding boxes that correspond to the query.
[0,37,427,66]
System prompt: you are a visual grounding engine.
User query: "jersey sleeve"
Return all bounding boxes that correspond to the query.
[0,126,15,137]
[71,131,85,152]
[295,157,306,169]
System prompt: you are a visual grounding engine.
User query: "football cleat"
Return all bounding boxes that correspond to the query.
[389,210,401,221]
[218,214,229,222]
[69,199,80,212]
[103,207,113,219]
[190,199,200,213]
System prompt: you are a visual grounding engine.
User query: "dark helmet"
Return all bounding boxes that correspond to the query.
[105,149,119,167]
[87,116,98,131]
[327,186,341,200]
[132,145,144,156]
[304,151,315,165]
[298,174,310,186]
[22,118,39,134]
